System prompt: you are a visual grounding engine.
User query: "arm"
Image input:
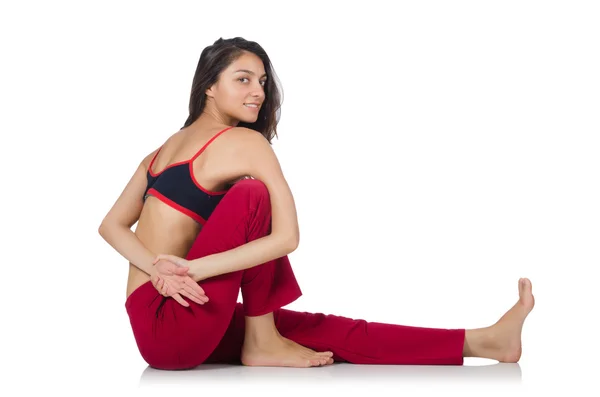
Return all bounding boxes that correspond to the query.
[188,234,295,282]
[187,128,300,282]
[98,150,159,277]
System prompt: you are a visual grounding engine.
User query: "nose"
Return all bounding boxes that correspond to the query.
[252,81,265,95]
[251,89,265,101]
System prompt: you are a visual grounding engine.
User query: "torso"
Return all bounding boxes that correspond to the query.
[126,123,250,299]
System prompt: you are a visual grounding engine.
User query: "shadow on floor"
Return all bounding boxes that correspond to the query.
[139,359,522,386]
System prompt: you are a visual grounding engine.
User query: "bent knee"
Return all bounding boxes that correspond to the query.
[229,177,269,197]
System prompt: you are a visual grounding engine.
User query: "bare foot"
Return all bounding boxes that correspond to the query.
[488,278,535,362]
[241,334,335,368]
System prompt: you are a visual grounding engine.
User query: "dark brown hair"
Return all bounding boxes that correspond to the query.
[181,37,283,144]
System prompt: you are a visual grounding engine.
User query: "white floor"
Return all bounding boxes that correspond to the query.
[57,354,588,397]
[138,359,525,389]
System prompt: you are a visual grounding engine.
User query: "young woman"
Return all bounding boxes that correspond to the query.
[98,37,535,371]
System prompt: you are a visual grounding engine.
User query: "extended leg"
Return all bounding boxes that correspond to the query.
[207,278,535,365]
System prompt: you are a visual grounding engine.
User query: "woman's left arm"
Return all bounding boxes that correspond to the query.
[98,149,207,306]
[98,159,158,277]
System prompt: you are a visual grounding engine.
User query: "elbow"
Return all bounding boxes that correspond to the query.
[271,233,298,255]
[98,222,109,238]
[98,220,117,238]
[284,233,300,253]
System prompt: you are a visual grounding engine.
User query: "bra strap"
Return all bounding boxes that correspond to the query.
[148,146,163,171]
[190,126,235,161]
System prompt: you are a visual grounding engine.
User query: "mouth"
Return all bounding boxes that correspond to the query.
[244,103,261,111]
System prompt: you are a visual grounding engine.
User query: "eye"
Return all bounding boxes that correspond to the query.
[238,77,267,87]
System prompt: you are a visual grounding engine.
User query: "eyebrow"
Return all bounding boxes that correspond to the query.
[234,69,267,78]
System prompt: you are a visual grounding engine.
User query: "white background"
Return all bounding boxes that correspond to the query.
[1,0,598,396]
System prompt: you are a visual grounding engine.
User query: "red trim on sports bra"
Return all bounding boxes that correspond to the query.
[147,126,236,188]
[148,159,188,177]
[146,188,207,225]
[188,166,230,195]
[147,147,163,177]
[190,126,235,161]
[189,125,235,194]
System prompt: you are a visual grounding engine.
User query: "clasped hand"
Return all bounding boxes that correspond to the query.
[150,254,209,307]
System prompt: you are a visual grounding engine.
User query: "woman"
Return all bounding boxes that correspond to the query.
[98,37,535,371]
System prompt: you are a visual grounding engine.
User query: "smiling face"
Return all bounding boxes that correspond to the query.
[204,51,267,126]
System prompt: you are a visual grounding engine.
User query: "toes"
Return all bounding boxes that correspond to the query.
[316,355,334,366]
[308,355,329,367]
[518,278,533,299]
[520,278,532,291]
[316,351,333,357]
[519,278,533,298]
[300,346,332,358]
[519,278,524,293]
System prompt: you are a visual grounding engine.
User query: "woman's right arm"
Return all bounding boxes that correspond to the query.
[98,153,159,277]
[186,128,300,282]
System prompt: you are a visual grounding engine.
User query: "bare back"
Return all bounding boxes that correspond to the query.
[127,124,249,298]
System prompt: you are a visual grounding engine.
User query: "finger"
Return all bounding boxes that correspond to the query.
[180,289,206,305]
[174,266,189,275]
[179,279,207,303]
[172,293,189,307]
[182,283,208,303]
[183,278,206,297]
[152,274,162,287]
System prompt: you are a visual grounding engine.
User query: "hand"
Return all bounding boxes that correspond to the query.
[150,256,209,307]
[154,253,210,282]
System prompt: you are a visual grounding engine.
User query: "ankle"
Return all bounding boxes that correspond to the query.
[244,313,281,345]
[463,326,494,358]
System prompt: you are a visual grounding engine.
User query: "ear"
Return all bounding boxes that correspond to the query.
[205,83,216,98]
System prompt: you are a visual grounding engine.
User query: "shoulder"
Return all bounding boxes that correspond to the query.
[226,128,281,176]
[139,131,181,169]
[226,127,270,150]
[228,126,265,139]
[140,147,160,171]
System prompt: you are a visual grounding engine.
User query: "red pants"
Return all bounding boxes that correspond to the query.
[125,179,465,370]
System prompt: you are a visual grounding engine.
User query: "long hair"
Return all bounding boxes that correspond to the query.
[181,37,283,144]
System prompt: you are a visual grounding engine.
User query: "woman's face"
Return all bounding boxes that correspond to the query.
[205,52,267,126]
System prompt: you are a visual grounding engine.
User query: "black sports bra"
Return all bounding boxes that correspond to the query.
[143,126,234,224]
